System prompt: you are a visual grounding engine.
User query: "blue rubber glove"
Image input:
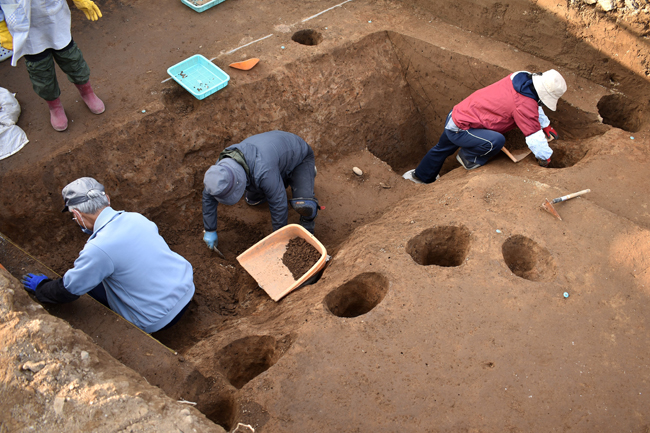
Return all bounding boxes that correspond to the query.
[203,231,218,250]
[22,273,48,292]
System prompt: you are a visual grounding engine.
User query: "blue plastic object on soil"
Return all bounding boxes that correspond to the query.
[181,0,225,13]
[167,55,230,100]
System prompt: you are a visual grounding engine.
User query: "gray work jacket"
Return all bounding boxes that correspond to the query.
[202,130,311,231]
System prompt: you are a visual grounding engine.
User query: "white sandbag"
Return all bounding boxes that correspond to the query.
[0,87,29,160]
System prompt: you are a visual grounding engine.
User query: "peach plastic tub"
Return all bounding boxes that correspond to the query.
[237,224,327,301]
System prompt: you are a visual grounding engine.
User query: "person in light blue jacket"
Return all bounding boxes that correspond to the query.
[21,177,195,333]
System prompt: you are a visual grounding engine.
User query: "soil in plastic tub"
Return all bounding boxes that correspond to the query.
[282,237,321,280]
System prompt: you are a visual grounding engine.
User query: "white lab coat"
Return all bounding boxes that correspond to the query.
[0,0,72,67]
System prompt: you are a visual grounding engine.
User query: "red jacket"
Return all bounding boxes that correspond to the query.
[451,75,541,136]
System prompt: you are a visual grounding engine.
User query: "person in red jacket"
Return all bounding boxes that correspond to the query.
[403,69,567,184]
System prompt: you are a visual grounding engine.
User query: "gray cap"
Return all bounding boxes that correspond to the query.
[61,177,106,212]
[204,158,246,206]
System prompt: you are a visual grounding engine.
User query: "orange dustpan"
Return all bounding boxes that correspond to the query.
[229,58,260,71]
[237,224,327,301]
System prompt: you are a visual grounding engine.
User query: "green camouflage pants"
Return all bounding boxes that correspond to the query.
[24,41,91,102]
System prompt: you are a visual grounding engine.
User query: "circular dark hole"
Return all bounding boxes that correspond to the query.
[547,141,588,168]
[291,29,323,46]
[501,235,557,282]
[325,272,389,318]
[597,94,644,132]
[217,336,280,389]
[406,226,471,267]
[502,131,587,169]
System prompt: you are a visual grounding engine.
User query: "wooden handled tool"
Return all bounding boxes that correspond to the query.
[550,189,591,204]
[542,189,591,221]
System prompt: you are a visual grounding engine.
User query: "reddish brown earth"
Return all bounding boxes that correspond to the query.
[282,237,321,279]
[1,0,650,431]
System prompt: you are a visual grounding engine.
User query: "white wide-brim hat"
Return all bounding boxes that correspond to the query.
[532,69,567,111]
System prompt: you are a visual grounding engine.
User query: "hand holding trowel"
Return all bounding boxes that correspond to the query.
[203,230,226,258]
[542,189,591,221]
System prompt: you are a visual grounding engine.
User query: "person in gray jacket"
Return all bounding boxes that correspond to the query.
[21,177,195,333]
[202,130,318,251]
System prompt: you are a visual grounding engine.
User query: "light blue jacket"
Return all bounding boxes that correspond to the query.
[62,207,195,333]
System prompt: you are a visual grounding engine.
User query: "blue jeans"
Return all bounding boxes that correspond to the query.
[88,283,190,332]
[414,113,506,183]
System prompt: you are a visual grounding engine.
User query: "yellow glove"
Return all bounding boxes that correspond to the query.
[72,0,102,21]
[0,20,12,50]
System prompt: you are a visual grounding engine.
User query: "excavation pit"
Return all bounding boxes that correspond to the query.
[597,94,645,132]
[0,23,630,431]
[292,29,323,46]
[217,335,286,389]
[547,141,588,169]
[325,272,389,318]
[406,225,471,267]
[502,130,588,169]
[502,235,557,282]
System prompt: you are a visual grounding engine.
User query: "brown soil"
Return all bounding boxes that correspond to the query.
[1,0,650,431]
[282,237,321,280]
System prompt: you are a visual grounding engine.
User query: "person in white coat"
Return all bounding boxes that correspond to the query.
[0,0,104,132]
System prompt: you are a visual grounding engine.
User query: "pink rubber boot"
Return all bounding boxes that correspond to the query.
[75,82,105,114]
[45,98,68,132]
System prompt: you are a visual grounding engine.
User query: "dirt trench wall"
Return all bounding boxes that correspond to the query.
[0,269,226,433]
[405,0,650,101]
[388,31,509,144]
[0,32,424,265]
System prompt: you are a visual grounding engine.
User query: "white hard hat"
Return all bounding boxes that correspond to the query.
[532,69,567,111]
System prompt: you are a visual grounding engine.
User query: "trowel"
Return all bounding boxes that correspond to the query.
[541,189,591,221]
[213,246,226,259]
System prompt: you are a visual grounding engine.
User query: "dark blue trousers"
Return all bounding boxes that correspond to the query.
[414,113,506,183]
[88,283,189,332]
[246,147,316,202]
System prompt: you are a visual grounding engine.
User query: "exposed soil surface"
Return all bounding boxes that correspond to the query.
[282,237,321,280]
[1,0,650,431]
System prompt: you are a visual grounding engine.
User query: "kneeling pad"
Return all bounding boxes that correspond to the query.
[290,198,319,219]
